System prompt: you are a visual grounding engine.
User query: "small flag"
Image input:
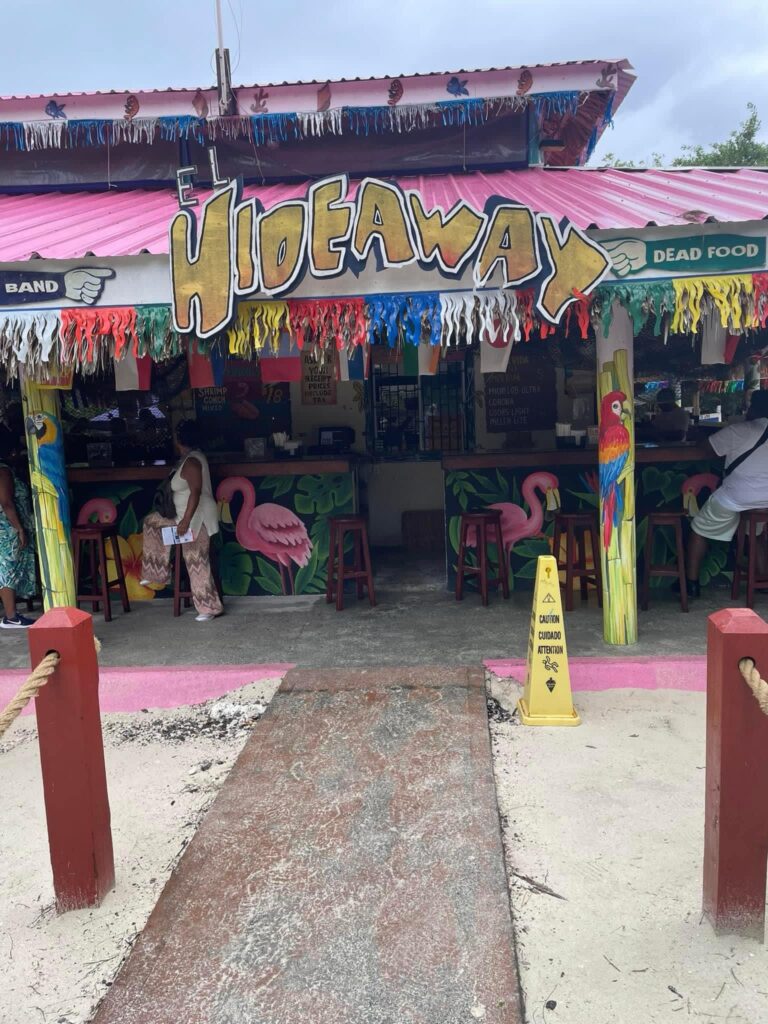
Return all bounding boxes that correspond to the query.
[418,343,441,376]
[187,339,225,388]
[114,353,152,391]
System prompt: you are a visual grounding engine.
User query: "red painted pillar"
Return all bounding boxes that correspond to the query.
[28,607,114,912]
[704,608,768,940]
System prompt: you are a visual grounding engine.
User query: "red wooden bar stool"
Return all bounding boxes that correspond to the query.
[552,511,602,612]
[72,523,131,622]
[731,509,768,608]
[326,515,376,611]
[172,544,193,617]
[455,510,510,606]
[641,511,688,613]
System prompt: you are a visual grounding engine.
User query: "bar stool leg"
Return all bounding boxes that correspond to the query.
[552,519,563,573]
[478,521,489,607]
[577,527,589,602]
[325,520,337,604]
[456,519,468,601]
[674,520,689,613]
[747,519,757,609]
[641,521,654,611]
[732,518,746,600]
[336,525,346,612]
[109,535,131,613]
[88,536,100,614]
[354,529,364,600]
[564,522,575,612]
[73,533,82,611]
[97,535,112,623]
[494,521,510,599]
[361,523,376,607]
[589,520,603,608]
[173,545,182,617]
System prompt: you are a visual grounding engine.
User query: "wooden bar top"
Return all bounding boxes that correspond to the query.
[67,458,352,483]
[443,444,713,471]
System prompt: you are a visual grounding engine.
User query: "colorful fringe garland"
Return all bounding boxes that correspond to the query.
[2,273,768,383]
[226,301,290,356]
[596,282,675,336]
[0,92,584,152]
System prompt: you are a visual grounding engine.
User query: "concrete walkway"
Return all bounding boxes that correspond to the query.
[92,667,523,1024]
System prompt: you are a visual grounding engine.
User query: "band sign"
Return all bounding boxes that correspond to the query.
[169,174,611,339]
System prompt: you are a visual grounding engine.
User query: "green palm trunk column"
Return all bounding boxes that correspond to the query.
[595,302,637,646]
[20,378,76,609]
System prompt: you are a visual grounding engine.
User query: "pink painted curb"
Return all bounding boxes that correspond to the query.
[0,663,294,718]
[485,656,706,692]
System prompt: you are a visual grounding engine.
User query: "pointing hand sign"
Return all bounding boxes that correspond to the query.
[64,267,115,304]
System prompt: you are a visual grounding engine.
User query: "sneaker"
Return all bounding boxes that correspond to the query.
[195,613,216,622]
[1,614,35,629]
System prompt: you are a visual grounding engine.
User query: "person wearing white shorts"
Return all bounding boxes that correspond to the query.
[687,390,768,596]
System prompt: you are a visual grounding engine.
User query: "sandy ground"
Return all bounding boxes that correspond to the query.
[487,672,768,1024]
[0,676,281,1024]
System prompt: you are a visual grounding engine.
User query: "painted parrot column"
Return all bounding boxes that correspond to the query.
[20,377,76,609]
[595,301,637,646]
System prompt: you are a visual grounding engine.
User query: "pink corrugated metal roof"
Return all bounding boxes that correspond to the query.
[1,167,767,262]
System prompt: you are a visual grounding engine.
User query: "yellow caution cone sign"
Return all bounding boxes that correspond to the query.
[518,554,581,726]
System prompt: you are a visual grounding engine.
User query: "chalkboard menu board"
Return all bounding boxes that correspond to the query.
[485,352,556,433]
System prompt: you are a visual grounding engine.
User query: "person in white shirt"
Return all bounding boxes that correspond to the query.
[686,389,768,596]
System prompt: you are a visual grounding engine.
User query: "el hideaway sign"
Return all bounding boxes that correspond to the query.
[168,174,612,339]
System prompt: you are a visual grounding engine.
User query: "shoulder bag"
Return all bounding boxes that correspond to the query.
[723,422,768,478]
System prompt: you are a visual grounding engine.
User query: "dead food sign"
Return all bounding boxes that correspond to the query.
[301,352,337,406]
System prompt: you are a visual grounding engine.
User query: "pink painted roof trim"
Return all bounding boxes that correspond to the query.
[1,167,767,263]
[0,59,633,101]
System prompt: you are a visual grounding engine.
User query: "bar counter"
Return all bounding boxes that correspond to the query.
[67,456,353,483]
[442,443,724,592]
[68,457,356,599]
[443,443,712,470]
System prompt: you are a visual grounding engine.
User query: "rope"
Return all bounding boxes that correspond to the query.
[737,658,768,717]
[0,636,102,741]
[0,652,60,740]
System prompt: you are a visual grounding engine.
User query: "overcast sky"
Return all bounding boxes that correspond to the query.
[2,0,767,164]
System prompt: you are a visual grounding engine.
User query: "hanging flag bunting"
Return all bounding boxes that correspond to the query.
[418,343,442,376]
[187,337,225,388]
[114,352,152,391]
[259,330,302,383]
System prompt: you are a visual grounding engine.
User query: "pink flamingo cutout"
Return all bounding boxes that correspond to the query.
[216,476,312,594]
[76,497,118,525]
[467,471,560,556]
[681,472,720,517]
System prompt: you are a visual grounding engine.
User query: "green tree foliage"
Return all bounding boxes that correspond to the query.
[601,104,768,168]
[673,103,768,166]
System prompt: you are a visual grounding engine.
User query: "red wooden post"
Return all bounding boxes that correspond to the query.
[28,607,114,912]
[704,608,768,940]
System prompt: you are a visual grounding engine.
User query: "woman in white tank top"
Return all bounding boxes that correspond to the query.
[141,420,223,622]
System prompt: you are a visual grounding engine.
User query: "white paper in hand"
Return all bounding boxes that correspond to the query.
[161,526,194,546]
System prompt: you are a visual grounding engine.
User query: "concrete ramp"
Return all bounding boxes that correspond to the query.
[92,667,523,1024]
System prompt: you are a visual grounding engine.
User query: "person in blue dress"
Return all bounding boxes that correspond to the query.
[0,432,37,628]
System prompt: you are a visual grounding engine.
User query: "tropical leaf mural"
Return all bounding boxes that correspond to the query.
[70,470,355,598]
[444,459,728,593]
